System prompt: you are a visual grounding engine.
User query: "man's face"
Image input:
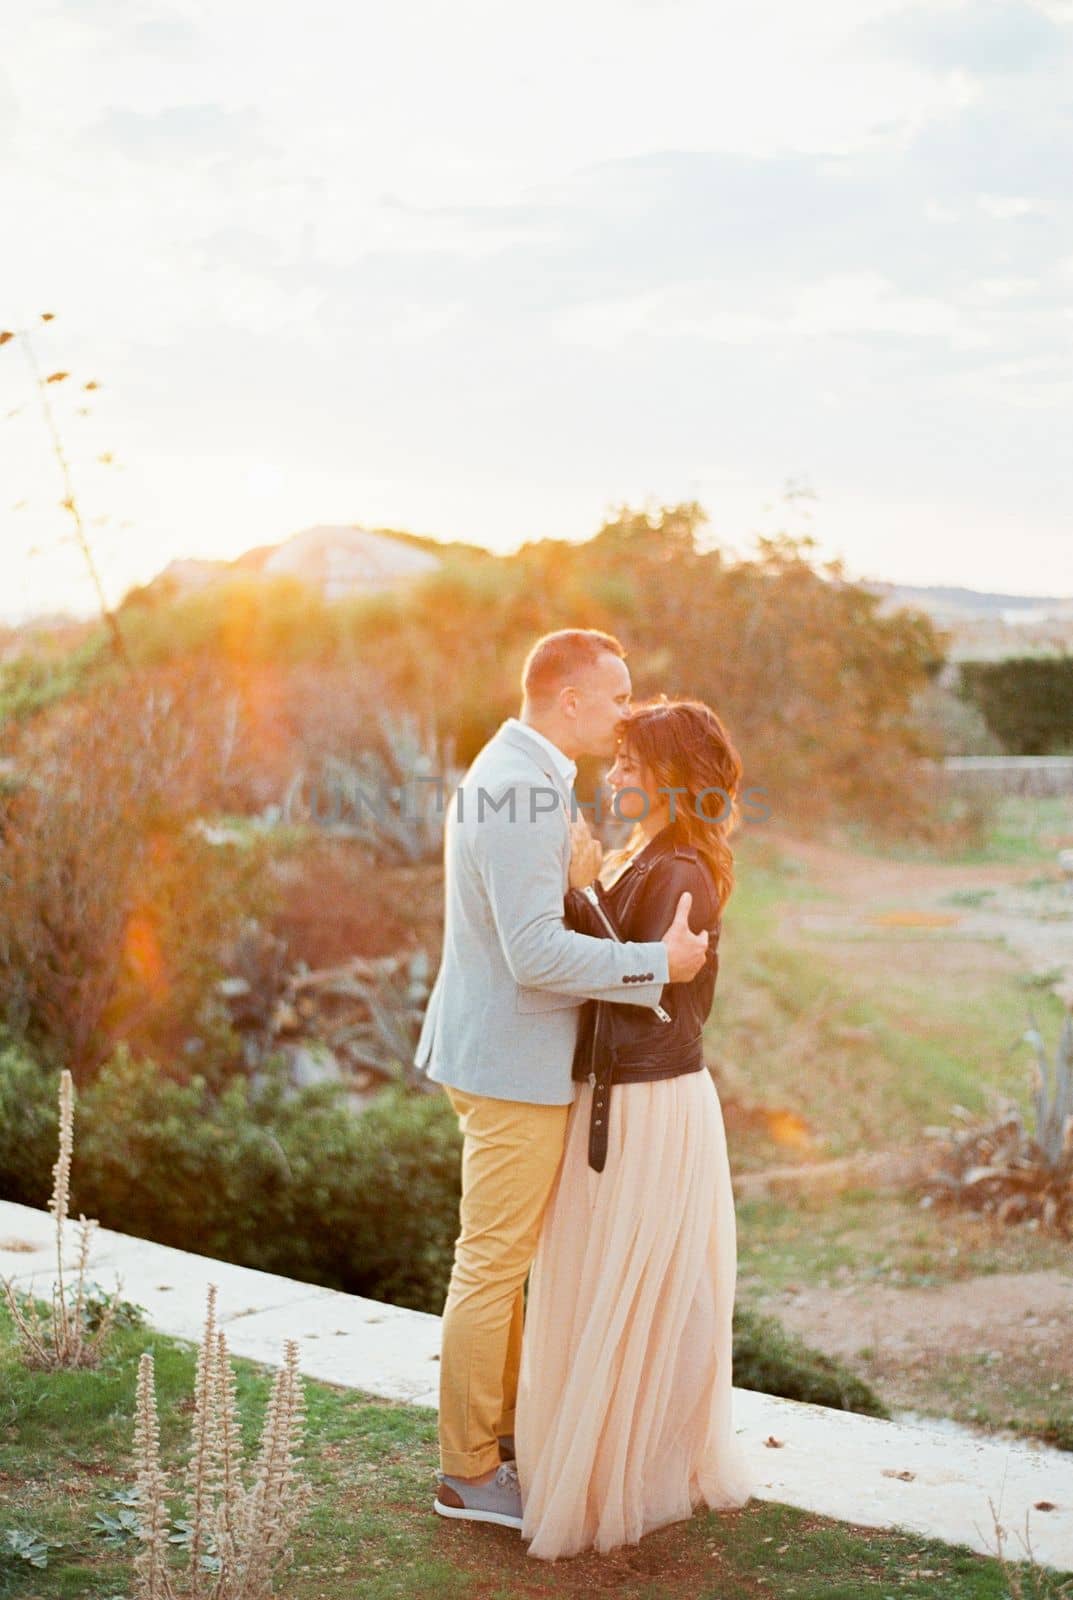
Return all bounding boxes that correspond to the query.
[567,652,632,758]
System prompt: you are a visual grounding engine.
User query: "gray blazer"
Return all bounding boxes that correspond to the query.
[414,721,672,1104]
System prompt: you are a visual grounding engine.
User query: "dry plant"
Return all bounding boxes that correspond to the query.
[131,1283,312,1600]
[976,1493,1073,1599]
[0,311,129,667]
[216,937,436,1092]
[0,1067,122,1367]
[921,1010,1073,1236]
[0,662,261,1080]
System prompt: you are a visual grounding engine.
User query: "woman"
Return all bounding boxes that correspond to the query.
[515,697,756,1562]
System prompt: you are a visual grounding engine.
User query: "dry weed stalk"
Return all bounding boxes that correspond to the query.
[131,1285,312,1600]
[979,1492,1073,1599]
[0,1067,122,1367]
[135,1353,178,1600]
[184,1284,222,1598]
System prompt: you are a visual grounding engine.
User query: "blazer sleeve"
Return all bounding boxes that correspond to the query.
[470,780,670,1005]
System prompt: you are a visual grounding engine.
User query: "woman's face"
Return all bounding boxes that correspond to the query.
[605,742,662,823]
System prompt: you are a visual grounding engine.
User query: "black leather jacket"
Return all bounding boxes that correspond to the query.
[564,823,721,1171]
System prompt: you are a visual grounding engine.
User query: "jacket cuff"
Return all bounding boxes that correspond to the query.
[647,942,670,984]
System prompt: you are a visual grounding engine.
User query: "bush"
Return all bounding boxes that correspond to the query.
[0,664,279,1081]
[0,1037,58,1208]
[732,1304,889,1418]
[62,1050,462,1315]
[959,655,1073,755]
[260,1072,462,1307]
[0,627,107,724]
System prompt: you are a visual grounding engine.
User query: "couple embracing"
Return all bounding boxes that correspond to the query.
[414,628,756,1563]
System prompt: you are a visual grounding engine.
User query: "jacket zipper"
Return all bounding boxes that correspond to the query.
[581,883,672,1025]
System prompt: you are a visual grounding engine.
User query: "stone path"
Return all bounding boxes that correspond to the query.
[2,1201,1070,1574]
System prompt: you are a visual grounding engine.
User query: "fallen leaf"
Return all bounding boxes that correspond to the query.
[764,1435,785,1448]
[881,1468,916,1481]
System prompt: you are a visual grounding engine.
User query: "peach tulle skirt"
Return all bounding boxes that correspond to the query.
[515,1070,756,1562]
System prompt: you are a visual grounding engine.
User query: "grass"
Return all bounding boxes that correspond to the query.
[2,1304,1070,1600]
[710,816,1072,1162]
[702,796,1073,1455]
[736,1188,1073,1298]
[843,794,1073,866]
[734,1187,1073,1452]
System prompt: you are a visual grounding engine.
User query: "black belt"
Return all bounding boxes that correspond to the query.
[585,1034,705,1172]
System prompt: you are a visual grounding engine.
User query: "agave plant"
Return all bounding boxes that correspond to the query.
[331,948,434,1092]
[921,1008,1073,1236]
[285,711,462,864]
[1023,1008,1073,1168]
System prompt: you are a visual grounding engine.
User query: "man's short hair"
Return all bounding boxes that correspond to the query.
[521,629,626,706]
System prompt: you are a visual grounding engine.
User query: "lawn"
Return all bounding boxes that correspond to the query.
[711,806,1073,1162]
[735,1188,1073,1452]
[2,1306,1070,1600]
[702,797,1073,1454]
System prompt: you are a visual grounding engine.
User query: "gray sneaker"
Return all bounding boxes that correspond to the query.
[433,1461,522,1530]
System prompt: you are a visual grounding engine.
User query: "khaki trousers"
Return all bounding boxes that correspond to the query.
[439,1085,571,1478]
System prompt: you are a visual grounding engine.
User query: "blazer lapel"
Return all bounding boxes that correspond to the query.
[495,723,574,807]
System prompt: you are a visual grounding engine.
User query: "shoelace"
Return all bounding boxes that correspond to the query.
[495,1461,519,1489]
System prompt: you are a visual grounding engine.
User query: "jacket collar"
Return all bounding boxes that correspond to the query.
[609,822,684,881]
[494,720,577,802]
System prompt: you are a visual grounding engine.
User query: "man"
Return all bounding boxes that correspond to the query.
[414,628,709,1530]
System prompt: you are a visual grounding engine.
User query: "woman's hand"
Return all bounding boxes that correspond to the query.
[568,817,604,888]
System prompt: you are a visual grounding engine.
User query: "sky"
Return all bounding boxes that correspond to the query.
[1,0,1072,622]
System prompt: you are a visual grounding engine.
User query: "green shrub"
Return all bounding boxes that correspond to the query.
[260,1073,462,1309]
[732,1304,889,1418]
[61,1049,461,1315]
[0,1038,58,1207]
[0,629,108,725]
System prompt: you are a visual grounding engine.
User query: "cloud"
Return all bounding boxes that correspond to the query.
[552,272,992,351]
[860,0,1070,74]
[977,192,1050,217]
[4,0,1073,611]
[126,15,203,58]
[0,66,16,163]
[90,103,271,164]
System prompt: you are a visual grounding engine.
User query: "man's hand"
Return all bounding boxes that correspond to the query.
[662,891,709,982]
[568,816,604,888]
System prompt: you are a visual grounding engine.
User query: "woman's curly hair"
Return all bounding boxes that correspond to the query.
[617,696,743,916]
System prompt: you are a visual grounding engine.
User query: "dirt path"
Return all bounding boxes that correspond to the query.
[753,1264,1073,1451]
[761,826,1073,1002]
[759,1268,1073,1374]
[762,829,1045,902]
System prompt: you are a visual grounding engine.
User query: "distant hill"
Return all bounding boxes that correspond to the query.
[858,581,1073,662]
[143,524,445,604]
[860,580,1073,624]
